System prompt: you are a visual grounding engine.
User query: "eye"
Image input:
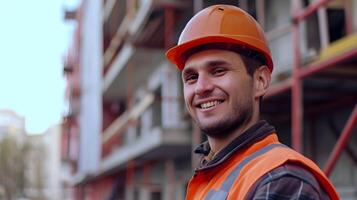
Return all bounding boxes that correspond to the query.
[212,67,226,76]
[183,73,198,84]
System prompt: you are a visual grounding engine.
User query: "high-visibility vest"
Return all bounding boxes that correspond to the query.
[186,134,340,200]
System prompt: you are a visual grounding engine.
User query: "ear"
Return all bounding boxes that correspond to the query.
[253,66,271,99]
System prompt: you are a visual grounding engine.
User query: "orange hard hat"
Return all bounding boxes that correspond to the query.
[166,4,273,72]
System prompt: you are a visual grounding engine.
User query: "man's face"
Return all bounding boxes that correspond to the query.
[182,49,254,138]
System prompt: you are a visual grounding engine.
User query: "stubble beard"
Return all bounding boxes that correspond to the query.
[197,102,253,139]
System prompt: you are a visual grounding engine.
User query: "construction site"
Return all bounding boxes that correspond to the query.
[61,0,357,199]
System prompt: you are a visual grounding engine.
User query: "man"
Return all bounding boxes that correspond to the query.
[166,4,339,200]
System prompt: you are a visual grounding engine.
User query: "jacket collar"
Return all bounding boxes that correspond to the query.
[194,120,276,171]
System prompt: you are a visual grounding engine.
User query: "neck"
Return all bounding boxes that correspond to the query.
[208,113,259,154]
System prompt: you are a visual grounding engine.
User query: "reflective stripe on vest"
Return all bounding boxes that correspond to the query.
[204,143,286,200]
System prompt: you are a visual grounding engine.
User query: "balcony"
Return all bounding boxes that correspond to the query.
[103,45,164,101]
[103,0,190,101]
[100,86,190,175]
[99,0,191,177]
[100,126,190,175]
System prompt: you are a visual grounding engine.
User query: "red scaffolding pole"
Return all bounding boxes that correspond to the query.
[290,0,335,153]
[164,6,174,51]
[291,0,357,177]
[291,0,303,152]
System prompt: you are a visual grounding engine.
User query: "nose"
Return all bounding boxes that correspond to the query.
[195,74,214,96]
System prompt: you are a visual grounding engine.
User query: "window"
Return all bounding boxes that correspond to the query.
[152,86,162,128]
[151,191,162,200]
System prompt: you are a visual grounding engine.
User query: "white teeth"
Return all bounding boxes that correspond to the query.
[200,100,221,109]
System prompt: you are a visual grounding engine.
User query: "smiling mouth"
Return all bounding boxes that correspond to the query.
[199,100,224,109]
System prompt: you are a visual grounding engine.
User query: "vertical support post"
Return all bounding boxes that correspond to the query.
[65,120,71,160]
[164,7,174,50]
[291,0,303,153]
[317,6,330,48]
[164,7,175,129]
[125,160,135,200]
[143,162,152,184]
[126,63,135,142]
[324,105,357,176]
[240,0,248,11]
[126,160,135,185]
[194,0,203,13]
[127,63,134,110]
[165,159,175,200]
[343,0,353,35]
[256,0,265,30]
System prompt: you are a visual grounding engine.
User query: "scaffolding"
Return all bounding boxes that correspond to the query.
[284,0,356,176]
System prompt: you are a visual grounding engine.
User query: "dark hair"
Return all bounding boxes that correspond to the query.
[181,42,266,76]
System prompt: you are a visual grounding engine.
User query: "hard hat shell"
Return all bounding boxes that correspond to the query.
[166,4,273,72]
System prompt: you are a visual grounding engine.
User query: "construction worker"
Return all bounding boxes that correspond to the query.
[166,4,339,200]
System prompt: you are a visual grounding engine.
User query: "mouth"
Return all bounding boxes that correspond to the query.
[197,100,224,110]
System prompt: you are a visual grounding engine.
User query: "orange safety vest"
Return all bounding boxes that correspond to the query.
[186,133,340,200]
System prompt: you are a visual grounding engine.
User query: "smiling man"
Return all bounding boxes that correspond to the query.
[166,4,339,200]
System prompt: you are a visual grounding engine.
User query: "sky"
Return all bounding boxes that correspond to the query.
[0,0,78,134]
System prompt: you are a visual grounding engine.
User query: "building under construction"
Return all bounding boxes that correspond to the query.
[61,0,357,199]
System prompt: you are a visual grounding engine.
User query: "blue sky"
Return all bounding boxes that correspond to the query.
[0,0,77,134]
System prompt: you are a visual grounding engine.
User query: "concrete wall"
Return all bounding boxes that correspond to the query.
[161,65,185,129]
[42,125,72,199]
[43,125,61,199]
[265,0,293,82]
[353,0,357,32]
[78,0,102,174]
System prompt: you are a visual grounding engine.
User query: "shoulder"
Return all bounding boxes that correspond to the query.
[246,162,330,200]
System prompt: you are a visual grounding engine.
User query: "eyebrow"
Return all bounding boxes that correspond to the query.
[182,59,230,75]
[181,68,194,80]
[205,60,230,68]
